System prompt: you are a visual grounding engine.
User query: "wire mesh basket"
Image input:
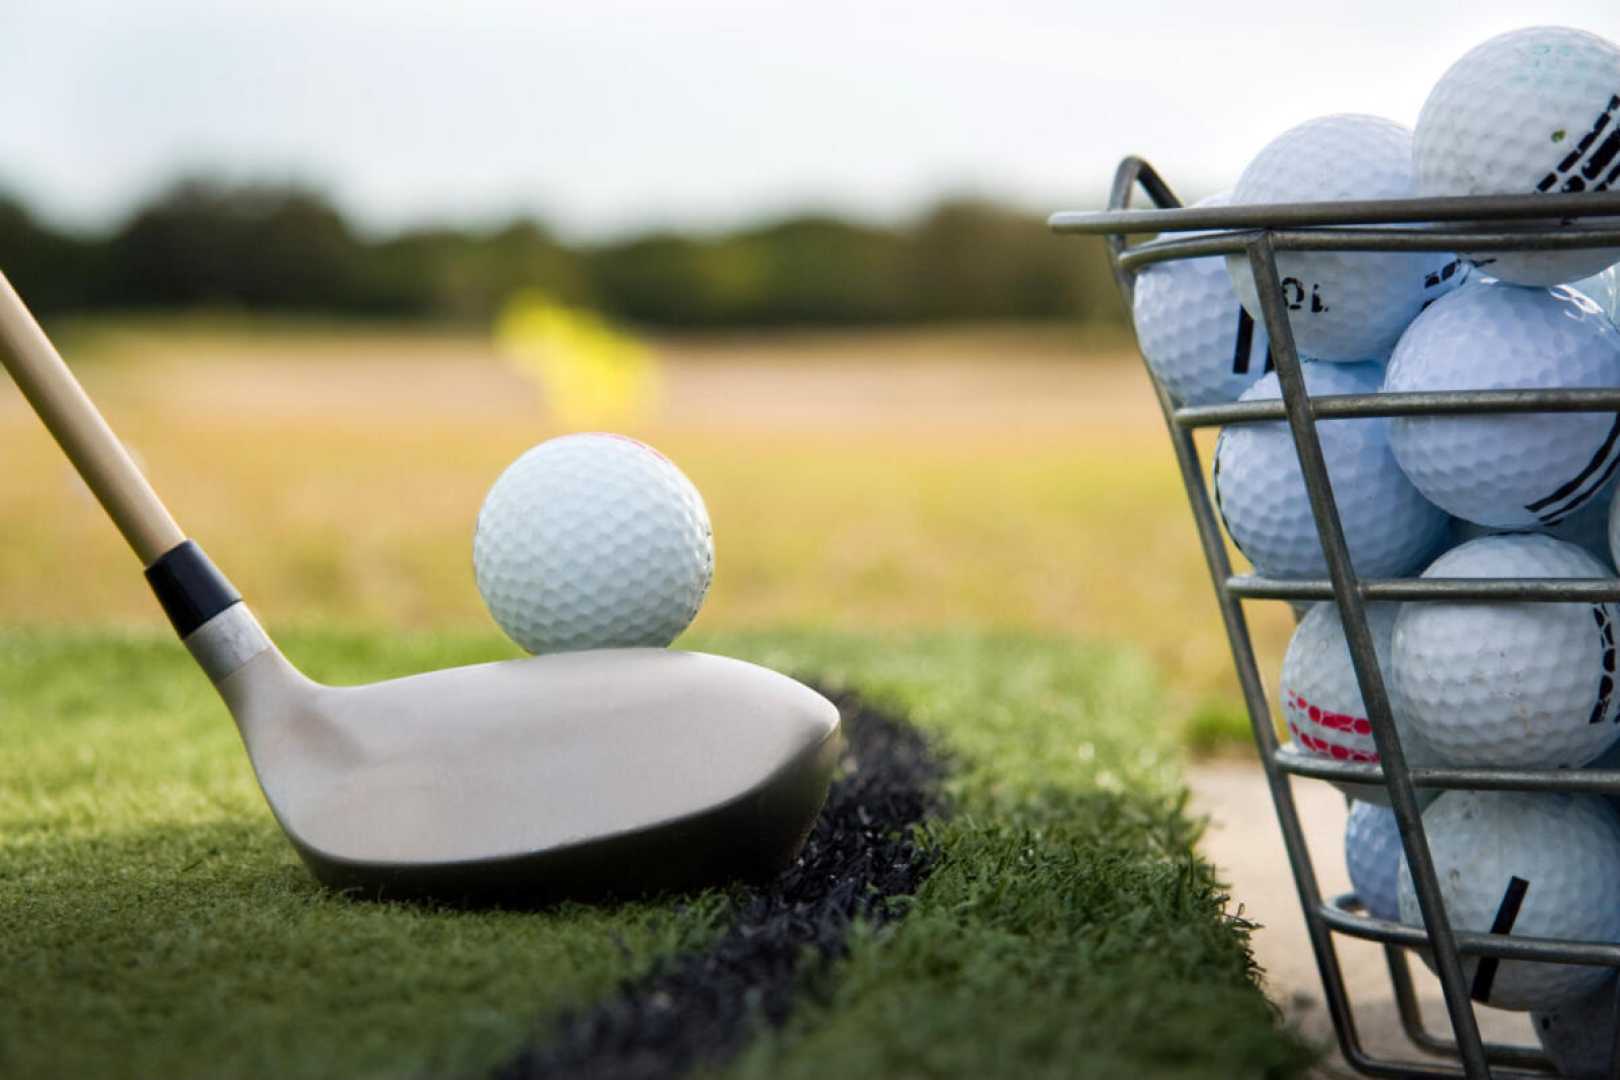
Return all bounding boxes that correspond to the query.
[1051,161,1620,1079]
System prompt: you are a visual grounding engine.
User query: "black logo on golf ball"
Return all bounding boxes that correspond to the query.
[1524,414,1620,526]
[1280,278,1329,314]
[1470,875,1530,1005]
[1592,605,1616,727]
[1537,94,1620,194]
[1422,259,1466,292]
[1230,308,1276,377]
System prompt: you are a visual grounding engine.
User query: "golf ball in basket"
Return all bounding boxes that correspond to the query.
[474,433,714,654]
[1571,263,1620,322]
[1415,26,1620,286]
[1391,534,1620,770]
[1131,193,1273,406]
[1384,279,1620,528]
[1282,601,1439,806]
[1450,477,1618,571]
[1534,977,1620,1080]
[1213,361,1449,580]
[1611,483,1620,569]
[1226,114,1464,361]
[1396,790,1620,1011]
[1345,800,1404,923]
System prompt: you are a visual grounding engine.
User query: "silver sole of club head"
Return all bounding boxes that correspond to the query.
[186,604,842,904]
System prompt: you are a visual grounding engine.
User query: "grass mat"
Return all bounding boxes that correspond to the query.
[0,626,1311,1078]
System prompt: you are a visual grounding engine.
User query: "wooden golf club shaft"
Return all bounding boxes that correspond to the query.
[0,269,185,565]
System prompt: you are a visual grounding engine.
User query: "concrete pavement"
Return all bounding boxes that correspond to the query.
[1187,761,1539,1077]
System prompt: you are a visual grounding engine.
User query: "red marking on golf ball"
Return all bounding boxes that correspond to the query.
[588,431,673,465]
[1286,689,1379,762]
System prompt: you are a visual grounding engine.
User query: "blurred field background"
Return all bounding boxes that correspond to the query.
[0,307,1290,749]
[1,181,1311,1073]
[1,3,1604,763]
[0,171,1297,748]
[11,7,1620,1075]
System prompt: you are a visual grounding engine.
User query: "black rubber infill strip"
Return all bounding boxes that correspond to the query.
[489,688,949,1080]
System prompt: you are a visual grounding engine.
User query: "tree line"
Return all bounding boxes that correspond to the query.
[0,179,1124,329]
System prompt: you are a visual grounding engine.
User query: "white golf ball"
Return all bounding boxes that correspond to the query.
[1132,193,1274,406]
[1226,114,1464,361]
[1282,601,1439,806]
[1611,481,1620,570]
[1534,977,1620,1079]
[1384,280,1620,528]
[1392,535,1620,770]
[1415,26,1620,286]
[1396,790,1620,1011]
[1571,263,1620,322]
[1451,478,1618,571]
[474,433,714,654]
[1213,361,1449,580]
[1346,800,1404,922]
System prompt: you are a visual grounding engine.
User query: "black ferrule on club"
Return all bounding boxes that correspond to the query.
[144,540,242,638]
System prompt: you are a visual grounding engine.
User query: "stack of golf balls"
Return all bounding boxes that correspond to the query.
[473,432,714,654]
[1131,25,1620,1020]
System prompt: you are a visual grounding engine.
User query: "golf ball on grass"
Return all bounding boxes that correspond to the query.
[474,433,714,654]
[1131,192,1274,406]
[1391,534,1620,770]
[1213,360,1449,580]
[1384,279,1620,529]
[1282,601,1439,806]
[1415,26,1620,286]
[1396,789,1620,1011]
[1226,113,1464,361]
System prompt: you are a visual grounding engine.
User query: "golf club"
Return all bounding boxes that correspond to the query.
[0,268,842,904]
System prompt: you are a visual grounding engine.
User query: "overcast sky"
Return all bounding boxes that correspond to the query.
[2,1,1617,240]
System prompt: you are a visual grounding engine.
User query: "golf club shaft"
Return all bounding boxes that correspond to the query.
[0,269,185,565]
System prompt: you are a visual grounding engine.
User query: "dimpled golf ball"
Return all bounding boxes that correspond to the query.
[1571,263,1620,322]
[1451,477,1618,570]
[1226,114,1464,361]
[1611,483,1620,570]
[1346,800,1404,922]
[1214,361,1449,580]
[1132,193,1274,406]
[474,433,714,654]
[1396,790,1620,1011]
[1534,978,1620,1080]
[1415,26,1620,286]
[1385,280,1620,528]
[1391,535,1620,770]
[1283,602,1441,806]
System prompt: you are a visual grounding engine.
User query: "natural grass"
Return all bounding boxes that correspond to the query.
[1183,696,1263,758]
[0,625,1313,1078]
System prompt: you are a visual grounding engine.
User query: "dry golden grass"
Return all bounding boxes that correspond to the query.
[0,318,1292,706]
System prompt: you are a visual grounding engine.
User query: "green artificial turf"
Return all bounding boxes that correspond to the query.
[0,626,1313,1078]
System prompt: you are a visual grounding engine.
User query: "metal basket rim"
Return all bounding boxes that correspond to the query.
[1050,187,1620,236]
[1048,153,1620,1078]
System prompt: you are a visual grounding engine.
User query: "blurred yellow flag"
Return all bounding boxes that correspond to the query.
[495,291,660,428]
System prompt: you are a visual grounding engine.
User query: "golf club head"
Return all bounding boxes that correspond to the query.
[190,603,842,905]
[0,277,843,907]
